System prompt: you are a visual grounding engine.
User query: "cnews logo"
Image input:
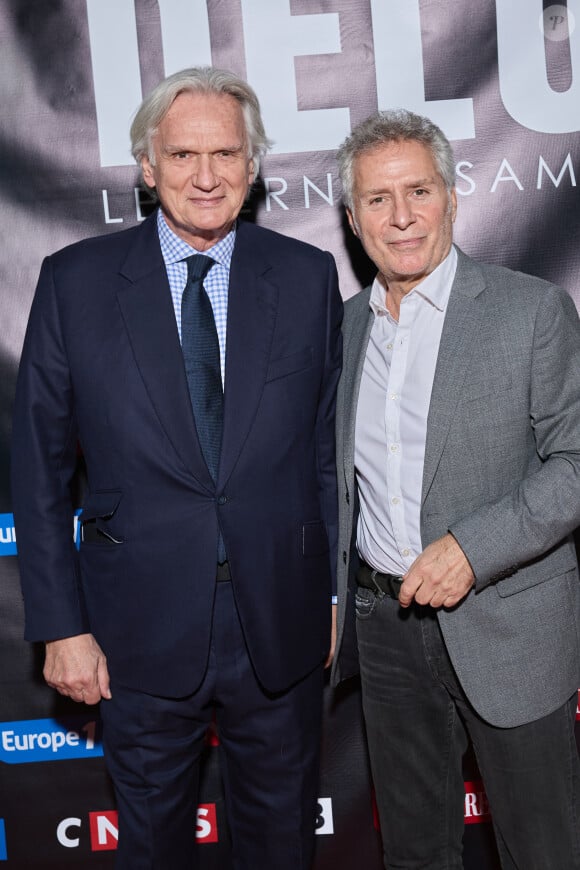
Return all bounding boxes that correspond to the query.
[0,511,81,557]
[57,806,219,850]
[57,799,334,851]
[0,819,6,861]
[0,717,103,764]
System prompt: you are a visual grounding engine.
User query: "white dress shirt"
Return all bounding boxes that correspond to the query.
[355,247,457,575]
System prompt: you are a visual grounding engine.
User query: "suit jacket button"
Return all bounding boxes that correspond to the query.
[217,495,227,505]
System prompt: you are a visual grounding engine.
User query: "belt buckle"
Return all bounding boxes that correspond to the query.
[370,569,386,599]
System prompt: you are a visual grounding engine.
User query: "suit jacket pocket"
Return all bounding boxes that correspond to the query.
[81,490,122,521]
[302,520,329,557]
[266,347,313,383]
[461,374,512,402]
[80,490,123,544]
[495,551,577,597]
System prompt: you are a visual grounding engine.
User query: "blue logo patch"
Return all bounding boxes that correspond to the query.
[0,716,103,764]
[0,511,82,556]
[0,819,7,860]
[0,515,16,556]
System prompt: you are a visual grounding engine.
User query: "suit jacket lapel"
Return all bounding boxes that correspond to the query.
[218,223,278,486]
[116,213,214,490]
[421,248,487,505]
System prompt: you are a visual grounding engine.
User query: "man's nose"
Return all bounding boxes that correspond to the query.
[193,154,219,190]
[390,194,415,229]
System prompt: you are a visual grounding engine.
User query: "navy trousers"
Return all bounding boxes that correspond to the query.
[100,580,324,869]
[355,586,580,870]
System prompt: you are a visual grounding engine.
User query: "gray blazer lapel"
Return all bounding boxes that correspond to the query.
[422,248,487,505]
[339,289,374,489]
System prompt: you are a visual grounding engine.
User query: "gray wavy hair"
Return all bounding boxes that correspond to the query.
[337,109,456,210]
[130,66,271,176]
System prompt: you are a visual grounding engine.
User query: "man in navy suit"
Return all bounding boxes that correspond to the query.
[11,67,342,870]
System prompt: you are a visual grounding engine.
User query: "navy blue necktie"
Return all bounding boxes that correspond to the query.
[181,254,226,563]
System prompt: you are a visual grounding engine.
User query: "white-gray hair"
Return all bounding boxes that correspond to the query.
[130,66,271,176]
[337,109,456,210]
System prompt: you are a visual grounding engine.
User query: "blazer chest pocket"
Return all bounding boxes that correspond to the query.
[461,373,512,403]
[302,521,329,557]
[266,347,313,383]
[80,490,124,544]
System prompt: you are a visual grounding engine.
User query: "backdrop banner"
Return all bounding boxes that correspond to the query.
[1,1,579,867]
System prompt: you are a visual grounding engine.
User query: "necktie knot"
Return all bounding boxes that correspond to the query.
[186,254,214,282]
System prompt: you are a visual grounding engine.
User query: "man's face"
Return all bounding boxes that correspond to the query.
[348,139,457,294]
[141,90,255,250]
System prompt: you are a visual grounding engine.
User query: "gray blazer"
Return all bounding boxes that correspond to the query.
[331,247,580,728]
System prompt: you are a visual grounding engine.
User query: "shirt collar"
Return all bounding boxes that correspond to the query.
[156,208,236,270]
[369,245,458,317]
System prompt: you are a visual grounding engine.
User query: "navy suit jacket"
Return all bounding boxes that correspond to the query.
[12,213,342,697]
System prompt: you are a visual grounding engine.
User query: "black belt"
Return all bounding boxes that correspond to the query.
[357,562,403,600]
[216,561,231,582]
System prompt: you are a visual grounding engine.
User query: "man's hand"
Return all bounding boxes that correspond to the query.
[44,633,111,704]
[399,533,475,609]
[325,604,337,668]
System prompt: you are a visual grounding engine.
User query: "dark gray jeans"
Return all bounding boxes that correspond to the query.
[356,585,580,870]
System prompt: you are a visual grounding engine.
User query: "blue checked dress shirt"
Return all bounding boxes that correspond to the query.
[157,209,234,384]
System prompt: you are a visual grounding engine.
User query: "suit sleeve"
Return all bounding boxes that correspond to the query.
[11,256,88,641]
[315,253,343,596]
[450,284,580,588]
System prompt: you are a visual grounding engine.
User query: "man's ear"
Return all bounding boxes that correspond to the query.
[450,187,457,223]
[141,155,156,190]
[346,208,359,238]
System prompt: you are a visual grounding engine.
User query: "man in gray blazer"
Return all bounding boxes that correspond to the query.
[331,109,580,869]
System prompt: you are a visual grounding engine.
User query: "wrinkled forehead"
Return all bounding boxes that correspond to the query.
[355,138,438,175]
[154,91,248,143]
[350,140,450,205]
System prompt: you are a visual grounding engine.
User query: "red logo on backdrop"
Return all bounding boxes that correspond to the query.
[89,811,118,851]
[205,720,219,747]
[464,781,491,824]
[373,784,491,828]
[87,805,218,851]
[371,788,380,831]
[196,804,218,843]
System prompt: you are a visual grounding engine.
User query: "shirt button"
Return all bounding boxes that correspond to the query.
[391,497,400,505]
[217,495,227,505]
[390,393,398,401]
[386,343,393,350]
[402,548,410,557]
[390,444,399,453]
